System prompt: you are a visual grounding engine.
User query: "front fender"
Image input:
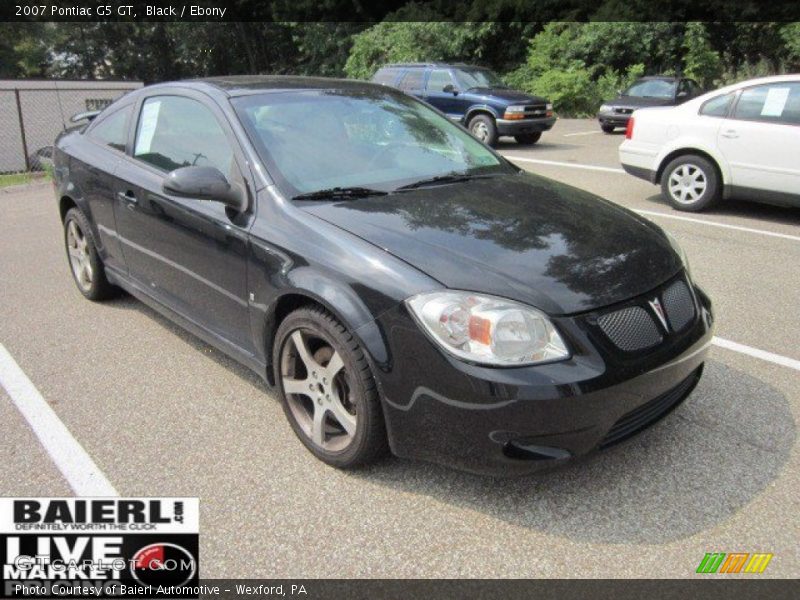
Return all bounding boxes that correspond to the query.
[465,104,501,121]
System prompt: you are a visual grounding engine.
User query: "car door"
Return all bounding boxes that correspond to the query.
[423,68,462,120]
[113,90,255,352]
[717,81,800,196]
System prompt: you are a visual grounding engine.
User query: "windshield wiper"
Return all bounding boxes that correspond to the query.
[292,186,388,201]
[394,172,495,192]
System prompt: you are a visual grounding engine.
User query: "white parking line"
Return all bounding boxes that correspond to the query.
[0,343,118,496]
[503,156,626,174]
[713,337,800,372]
[563,130,602,137]
[503,156,800,242]
[634,210,800,243]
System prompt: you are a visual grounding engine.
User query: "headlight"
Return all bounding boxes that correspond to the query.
[599,104,612,113]
[546,103,553,110]
[406,291,570,366]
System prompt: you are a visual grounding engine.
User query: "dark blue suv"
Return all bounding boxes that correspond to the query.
[372,63,555,147]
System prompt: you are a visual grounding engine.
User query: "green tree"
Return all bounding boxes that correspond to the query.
[683,22,722,87]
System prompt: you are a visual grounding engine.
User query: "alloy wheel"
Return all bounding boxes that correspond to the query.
[668,164,707,205]
[66,219,93,291]
[280,329,357,452]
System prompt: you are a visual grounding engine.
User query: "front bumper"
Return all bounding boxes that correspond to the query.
[496,116,557,135]
[598,112,632,127]
[373,276,714,476]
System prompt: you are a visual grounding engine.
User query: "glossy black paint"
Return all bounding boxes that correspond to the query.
[53,76,713,475]
[302,173,683,315]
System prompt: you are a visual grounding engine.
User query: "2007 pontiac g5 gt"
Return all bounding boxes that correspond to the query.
[53,76,714,475]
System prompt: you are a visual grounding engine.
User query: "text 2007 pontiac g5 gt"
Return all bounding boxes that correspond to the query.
[53,76,714,475]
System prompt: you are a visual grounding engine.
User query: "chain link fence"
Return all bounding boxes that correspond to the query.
[0,80,142,185]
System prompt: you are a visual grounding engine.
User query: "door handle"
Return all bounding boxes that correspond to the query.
[117,190,137,205]
[720,130,739,139]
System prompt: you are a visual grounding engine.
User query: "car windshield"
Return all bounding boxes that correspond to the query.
[623,79,677,99]
[232,89,510,196]
[453,68,508,90]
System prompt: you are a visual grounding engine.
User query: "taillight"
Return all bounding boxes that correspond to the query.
[625,117,635,139]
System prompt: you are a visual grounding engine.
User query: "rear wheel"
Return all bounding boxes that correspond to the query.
[274,306,388,469]
[468,114,498,147]
[514,132,542,145]
[661,155,721,212]
[601,124,616,134]
[63,207,117,301]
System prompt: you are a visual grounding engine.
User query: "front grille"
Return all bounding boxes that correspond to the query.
[597,306,663,352]
[614,107,634,115]
[595,276,697,353]
[662,280,696,332]
[599,368,701,449]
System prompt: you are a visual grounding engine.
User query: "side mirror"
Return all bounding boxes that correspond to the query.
[162,166,244,210]
[442,84,458,95]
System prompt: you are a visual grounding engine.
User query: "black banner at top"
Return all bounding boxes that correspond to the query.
[2,0,800,23]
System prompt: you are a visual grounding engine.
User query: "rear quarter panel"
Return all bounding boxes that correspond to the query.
[622,106,731,184]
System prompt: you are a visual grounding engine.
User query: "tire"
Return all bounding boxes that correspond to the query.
[63,207,117,301]
[468,114,498,147]
[660,155,721,212]
[273,306,388,469]
[514,132,542,145]
[601,124,616,134]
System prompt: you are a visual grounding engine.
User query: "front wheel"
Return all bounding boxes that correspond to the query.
[514,132,542,145]
[468,114,498,147]
[274,306,388,469]
[601,124,616,134]
[661,155,721,212]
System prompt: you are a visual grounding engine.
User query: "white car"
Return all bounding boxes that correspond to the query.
[619,74,800,212]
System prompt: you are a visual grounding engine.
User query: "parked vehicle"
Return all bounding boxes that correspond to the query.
[619,74,800,212]
[53,76,713,475]
[598,76,702,133]
[372,63,555,146]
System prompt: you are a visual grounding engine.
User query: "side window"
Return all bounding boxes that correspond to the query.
[373,68,399,86]
[699,93,734,117]
[397,70,424,93]
[133,96,235,176]
[88,106,131,152]
[733,83,800,125]
[427,69,454,92]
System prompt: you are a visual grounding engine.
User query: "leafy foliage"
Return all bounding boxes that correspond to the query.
[1,18,797,119]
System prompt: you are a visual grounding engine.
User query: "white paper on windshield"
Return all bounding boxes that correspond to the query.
[761,87,790,117]
[134,100,161,154]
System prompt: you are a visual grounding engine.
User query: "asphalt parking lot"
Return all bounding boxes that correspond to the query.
[1,118,798,578]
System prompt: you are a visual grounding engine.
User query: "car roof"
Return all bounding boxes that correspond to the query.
[382,63,483,69]
[150,75,387,97]
[635,75,682,81]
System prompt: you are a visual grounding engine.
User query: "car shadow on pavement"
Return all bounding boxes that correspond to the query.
[104,296,795,545]
[105,294,268,391]
[351,359,796,544]
[645,193,800,228]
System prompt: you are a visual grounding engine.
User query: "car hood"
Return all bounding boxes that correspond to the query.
[300,173,682,315]
[608,95,674,108]
[466,87,547,105]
